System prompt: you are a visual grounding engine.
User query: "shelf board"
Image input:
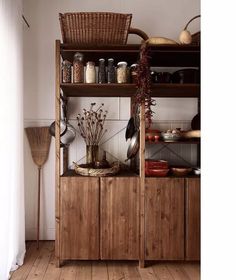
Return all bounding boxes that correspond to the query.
[61,170,200,178]
[61,169,139,177]
[151,84,200,97]
[146,174,200,178]
[146,140,200,144]
[60,44,200,67]
[61,83,200,98]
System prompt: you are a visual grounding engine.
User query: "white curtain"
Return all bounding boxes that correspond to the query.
[0,0,25,279]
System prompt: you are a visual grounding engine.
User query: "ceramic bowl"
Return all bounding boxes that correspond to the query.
[161,132,181,142]
[193,168,201,175]
[145,168,169,177]
[145,160,168,169]
[171,167,192,176]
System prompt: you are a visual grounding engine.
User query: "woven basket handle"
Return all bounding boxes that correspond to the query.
[129,27,149,41]
[184,15,200,30]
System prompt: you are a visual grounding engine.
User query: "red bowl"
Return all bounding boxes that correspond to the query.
[145,168,169,177]
[145,160,168,169]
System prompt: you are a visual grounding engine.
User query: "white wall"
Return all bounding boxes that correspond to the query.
[23,0,200,240]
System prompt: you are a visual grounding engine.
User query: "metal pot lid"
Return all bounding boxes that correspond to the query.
[126,130,140,160]
[125,117,136,141]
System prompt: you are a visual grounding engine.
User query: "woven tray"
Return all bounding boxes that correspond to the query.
[73,161,120,177]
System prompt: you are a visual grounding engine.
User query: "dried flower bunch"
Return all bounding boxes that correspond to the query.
[135,43,156,128]
[77,103,108,145]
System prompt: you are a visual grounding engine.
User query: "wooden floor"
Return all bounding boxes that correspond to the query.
[11,241,200,280]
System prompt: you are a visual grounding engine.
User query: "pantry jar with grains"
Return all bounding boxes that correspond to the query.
[117,61,128,83]
[62,60,72,83]
[85,61,96,83]
[73,52,84,83]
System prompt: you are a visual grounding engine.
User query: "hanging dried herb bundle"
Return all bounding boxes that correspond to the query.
[135,43,156,128]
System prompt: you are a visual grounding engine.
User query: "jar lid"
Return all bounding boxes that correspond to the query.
[99,58,105,62]
[86,61,95,65]
[74,52,83,60]
[130,63,138,68]
[117,61,128,66]
[62,60,72,65]
[108,58,114,61]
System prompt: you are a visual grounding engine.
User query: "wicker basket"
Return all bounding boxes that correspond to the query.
[73,161,120,176]
[59,12,148,45]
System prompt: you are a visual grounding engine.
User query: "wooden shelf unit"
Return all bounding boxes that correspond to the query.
[55,40,201,267]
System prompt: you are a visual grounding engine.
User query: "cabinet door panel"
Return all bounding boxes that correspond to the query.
[60,177,99,259]
[185,178,200,260]
[145,178,185,260]
[100,177,140,259]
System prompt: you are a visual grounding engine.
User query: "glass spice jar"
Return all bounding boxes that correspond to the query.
[107,58,116,83]
[62,60,72,83]
[98,58,106,83]
[117,61,128,83]
[130,64,138,84]
[85,61,96,83]
[73,52,84,83]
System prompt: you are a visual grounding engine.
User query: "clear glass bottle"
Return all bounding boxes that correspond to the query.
[98,58,106,83]
[107,58,116,83]
[85,61,96,83]
[62,60,72,83]
[117,61,128,83]
[73,52,84,83]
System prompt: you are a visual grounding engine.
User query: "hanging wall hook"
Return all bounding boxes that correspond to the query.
[22,15,30,28]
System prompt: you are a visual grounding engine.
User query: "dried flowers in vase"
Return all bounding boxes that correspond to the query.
[76,103,108,164]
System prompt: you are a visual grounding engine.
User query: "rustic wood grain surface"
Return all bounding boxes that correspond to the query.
[11,242,200,280]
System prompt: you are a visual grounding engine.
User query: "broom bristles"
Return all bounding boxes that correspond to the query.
[25,127,51,167]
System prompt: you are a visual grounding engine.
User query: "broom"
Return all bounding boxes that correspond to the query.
[25,127,51,249]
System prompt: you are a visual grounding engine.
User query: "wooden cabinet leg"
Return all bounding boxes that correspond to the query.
[56,258,64,268]
[139,260,145,268]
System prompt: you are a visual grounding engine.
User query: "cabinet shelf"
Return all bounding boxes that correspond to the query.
[61,169,139,177]
[61,83,200,98]
[146,175,200,178]
[146,140,200,144]
[60,44,200,67]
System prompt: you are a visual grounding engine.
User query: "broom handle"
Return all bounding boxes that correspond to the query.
[37,167,41,249]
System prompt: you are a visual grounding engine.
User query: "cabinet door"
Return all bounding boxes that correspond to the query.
[145,178,185,260]
[60,177,99,260]
[185,178,200,260]
[100,177,140,259]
